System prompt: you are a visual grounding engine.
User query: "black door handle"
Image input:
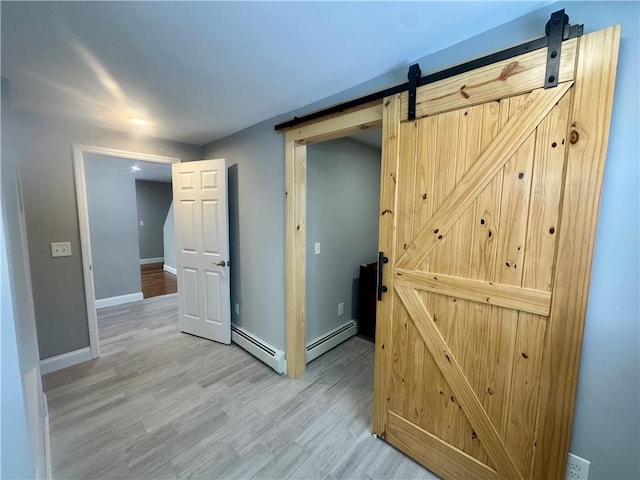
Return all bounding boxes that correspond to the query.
[377,251,389,301]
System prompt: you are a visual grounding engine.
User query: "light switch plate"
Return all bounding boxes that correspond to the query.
[51,242,72,257]
[314,242,321,255]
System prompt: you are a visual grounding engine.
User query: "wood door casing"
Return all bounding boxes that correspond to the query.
[374,26,621,480]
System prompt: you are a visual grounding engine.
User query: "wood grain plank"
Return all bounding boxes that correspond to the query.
[412,116,450,446]
[400,38,577,120]
[491,94,534,454]
[533,25,621,480]
[418,292,476,454]
[469,101,503,283]
[284,104,383,144]
[505,312,548,477]
[414,116,437,232]
[394,121,419,420]
[433,100,516,463]
[494,94,536,287]
[446,104,484,277]
[522,91,571,292]
[416,109,464,453]
[468,99,515,447]
[440,105,484,457]
[396,121,418,257]
[389,301,411,419]
[285,141,307,378]
[419,109,459,272]
[397,82,573,271]
[387,411,501,480]
[464,302,518,463]
[373,94,402,437]
[394,269,551,316]
[406,327,426,425]
[503,86,571,477]
[395,284,523,480]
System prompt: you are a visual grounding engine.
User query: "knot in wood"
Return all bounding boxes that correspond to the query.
[570,130,580,144]
[499,62,519,81]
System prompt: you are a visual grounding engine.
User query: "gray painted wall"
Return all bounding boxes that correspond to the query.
[306,138,380,342]
[85,154,142,300]
[135,180,172,261]
[202,136,286,350]
[9,110,202,359]
[204,3,638,478]
[163,201,176,271]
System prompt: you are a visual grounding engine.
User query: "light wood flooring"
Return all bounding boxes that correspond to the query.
[141,262,177,299]
[43,294,438,480]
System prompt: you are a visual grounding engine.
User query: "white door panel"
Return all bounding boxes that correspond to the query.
[172,159,230,344]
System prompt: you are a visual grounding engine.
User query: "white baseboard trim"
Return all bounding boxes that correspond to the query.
[231,324,285,374]
[40,347,92,375]
[163,264,177,275]
[140,257,164,265]
[306,319,358,364]
[95,292,144,309]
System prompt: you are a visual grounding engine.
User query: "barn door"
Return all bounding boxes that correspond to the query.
[374,26,620,480]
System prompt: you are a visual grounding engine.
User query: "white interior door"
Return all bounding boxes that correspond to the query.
[172,159,230,344]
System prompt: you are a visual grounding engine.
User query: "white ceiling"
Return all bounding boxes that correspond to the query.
[1,1,553,146]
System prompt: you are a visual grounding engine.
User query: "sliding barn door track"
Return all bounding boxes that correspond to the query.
[275,9,582,129]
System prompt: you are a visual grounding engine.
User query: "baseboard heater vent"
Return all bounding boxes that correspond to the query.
[231,324,286,374]
[306,320,358,364]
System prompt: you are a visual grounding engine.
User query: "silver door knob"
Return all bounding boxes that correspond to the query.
[215,260,226,267]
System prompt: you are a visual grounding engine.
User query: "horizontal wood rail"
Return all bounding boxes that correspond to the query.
[394,269,551,316]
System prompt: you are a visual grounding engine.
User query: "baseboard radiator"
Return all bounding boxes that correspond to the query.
[231,324,286,374]
[306,320,358,364]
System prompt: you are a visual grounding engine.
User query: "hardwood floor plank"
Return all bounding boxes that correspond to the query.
[141,262,177,298]
[44,294,439,479]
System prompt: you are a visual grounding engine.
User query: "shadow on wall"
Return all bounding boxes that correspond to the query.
[228,164,241,325]
[351,277,359,319]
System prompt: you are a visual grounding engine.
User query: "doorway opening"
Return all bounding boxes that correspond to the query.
[283,103,383,378]
[134,174,176,299]
[305,129,382,363]
[73,145,180,359]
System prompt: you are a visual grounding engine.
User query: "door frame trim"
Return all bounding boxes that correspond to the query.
[283,104,383,378]
[73,144,180,359]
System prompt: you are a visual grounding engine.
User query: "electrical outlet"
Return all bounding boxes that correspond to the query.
[566,453,590,480]
[235,303,240,315]
[338,302,344,316]
[314,242,321,255]
[51,242,72,258]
